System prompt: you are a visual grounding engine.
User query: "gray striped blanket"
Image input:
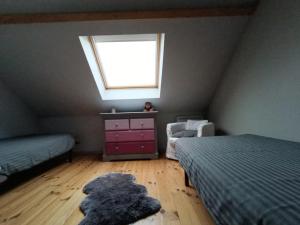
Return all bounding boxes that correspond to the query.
[176,134,300,225]
[0,134,74,176]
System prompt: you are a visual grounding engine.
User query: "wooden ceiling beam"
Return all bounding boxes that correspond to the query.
[0,7,256,24]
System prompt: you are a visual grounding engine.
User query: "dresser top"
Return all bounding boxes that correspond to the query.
[100,111,158,119]
[100,111,158,115]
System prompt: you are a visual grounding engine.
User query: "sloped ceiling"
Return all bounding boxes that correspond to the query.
[0,0,258,14]
[0,17,249,116]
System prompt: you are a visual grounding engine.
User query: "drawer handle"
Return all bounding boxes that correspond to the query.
[115,134,119,137]
[140,133,144,136]
[141,145,145,149]
[115,123,119,127]
[115,146,119,150]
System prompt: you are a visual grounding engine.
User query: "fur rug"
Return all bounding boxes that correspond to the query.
[79,173,161,225]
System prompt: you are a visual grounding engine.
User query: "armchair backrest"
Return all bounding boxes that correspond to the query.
[176,115,203,122]
[186,120,208,130]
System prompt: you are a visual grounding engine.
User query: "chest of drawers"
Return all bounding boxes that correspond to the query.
[101,112,158,161]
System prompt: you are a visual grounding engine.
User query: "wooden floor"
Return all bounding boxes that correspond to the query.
[0,155,215,225]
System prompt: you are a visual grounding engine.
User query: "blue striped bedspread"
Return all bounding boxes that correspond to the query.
[176,134,300,225]
[0,134,75,176]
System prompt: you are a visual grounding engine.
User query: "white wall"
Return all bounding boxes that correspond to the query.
[0,80,38,139]
[39,112,201,153]
[0,16,250,153]
[0,17,249,116]
[209,0,300,142]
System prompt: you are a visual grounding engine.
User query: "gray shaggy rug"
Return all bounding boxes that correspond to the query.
[79,173,161,225]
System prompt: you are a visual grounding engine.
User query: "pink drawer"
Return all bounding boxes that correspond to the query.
[130,118,154,129]
[105,119,129,130]
[106,142,156,155]
[130,130,155,141]
[105,131,131,142]
[105,130,155,142]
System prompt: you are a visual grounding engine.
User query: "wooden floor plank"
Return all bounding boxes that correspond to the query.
[0,158,91,217]
[0,156,214,225]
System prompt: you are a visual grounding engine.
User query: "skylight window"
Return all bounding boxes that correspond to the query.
[79,33,165,100]
[90,34,161,89]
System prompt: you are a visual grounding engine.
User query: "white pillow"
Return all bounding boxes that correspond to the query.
[186,120,208,130]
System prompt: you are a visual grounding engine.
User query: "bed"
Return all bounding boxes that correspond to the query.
[0,134,75,178]
[176,134,300,225]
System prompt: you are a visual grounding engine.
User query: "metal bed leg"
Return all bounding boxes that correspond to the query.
[184,171,190,187]
[68,149,73,163]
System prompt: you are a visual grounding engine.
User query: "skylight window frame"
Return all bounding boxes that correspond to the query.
[88,33,162,90]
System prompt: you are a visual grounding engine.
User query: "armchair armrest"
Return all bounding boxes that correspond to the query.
[166,122,186,137]
[197,122,215,137]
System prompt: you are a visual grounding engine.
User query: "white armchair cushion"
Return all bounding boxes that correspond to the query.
[172,130,197,138]
[186,120,208,130]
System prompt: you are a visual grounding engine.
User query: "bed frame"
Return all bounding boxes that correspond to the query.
[0,149,73,191]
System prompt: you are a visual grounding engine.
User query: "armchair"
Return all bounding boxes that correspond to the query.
[166,120,215,160]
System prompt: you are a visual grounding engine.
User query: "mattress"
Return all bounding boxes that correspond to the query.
[176,134,300,225]
[0,134,75,176]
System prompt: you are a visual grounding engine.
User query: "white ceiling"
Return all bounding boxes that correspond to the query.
[0,0,258,14]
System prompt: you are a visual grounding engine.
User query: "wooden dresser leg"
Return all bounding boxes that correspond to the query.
[184,171,190,187]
